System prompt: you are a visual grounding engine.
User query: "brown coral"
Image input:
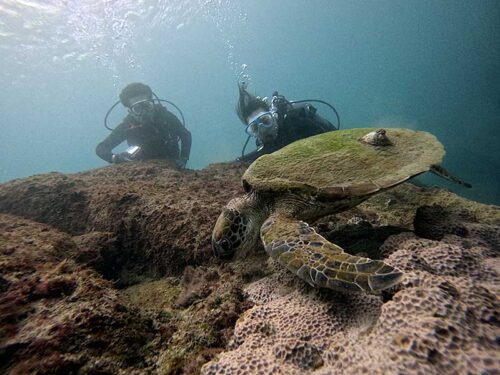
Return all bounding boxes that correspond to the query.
[203,206,499,374]
[0,214,159,374]
[0,161,245,284]
[414,204,500,249]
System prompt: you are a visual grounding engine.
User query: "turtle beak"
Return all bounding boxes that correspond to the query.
[212,237,220,257]
[212,211,236,259]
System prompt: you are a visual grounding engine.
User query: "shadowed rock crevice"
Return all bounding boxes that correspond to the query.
[319,220,410,259]
[0,162,246,286]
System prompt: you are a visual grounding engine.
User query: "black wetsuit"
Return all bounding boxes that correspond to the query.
[239,102,336,163]
[96,104,191,163]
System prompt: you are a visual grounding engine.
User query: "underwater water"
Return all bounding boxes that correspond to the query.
[0,0,498,205]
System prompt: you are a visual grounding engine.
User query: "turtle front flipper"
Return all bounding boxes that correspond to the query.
[260,214,403,293]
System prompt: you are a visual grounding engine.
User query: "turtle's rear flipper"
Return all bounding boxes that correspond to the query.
[430,165,472,188]
[260,214,403,293]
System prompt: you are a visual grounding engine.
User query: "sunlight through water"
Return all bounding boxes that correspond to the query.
[0,0,246,86]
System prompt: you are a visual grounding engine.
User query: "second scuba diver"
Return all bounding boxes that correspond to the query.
[236,82,339,163]
[96,82,192,169]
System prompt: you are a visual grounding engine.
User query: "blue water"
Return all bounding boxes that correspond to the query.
[0,0,498,205]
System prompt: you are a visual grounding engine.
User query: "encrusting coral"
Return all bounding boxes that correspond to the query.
[0,214,159,374]
[203,204,499,375]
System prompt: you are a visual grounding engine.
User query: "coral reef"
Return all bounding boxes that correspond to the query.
[0,161,245,284]
[0,161,248,374]
[0,161,498,374]
[414,204,500,249]
[203,204,499,375]
[0,214,159,374]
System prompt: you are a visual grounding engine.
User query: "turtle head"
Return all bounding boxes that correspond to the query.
[212,196,263,258]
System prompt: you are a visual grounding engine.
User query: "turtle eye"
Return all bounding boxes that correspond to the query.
[220,237,232,252]
[214,236,234,258]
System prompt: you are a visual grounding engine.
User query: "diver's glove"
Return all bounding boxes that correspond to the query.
[175,157,188,170]
[111,153,131,164]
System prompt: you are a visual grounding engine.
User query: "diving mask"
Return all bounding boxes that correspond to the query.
[129,99,154,117]
[245,111,276,137]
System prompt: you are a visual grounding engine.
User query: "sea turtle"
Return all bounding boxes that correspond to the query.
[212,128,470,293]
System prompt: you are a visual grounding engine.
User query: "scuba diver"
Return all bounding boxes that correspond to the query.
[236,82,340,163]
[96,82,191,169]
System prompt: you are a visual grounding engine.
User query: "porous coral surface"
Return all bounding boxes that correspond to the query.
[203,206,499,375]
[0,161,498,374]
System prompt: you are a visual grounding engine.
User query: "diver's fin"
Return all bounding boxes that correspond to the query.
[430,165,472,188]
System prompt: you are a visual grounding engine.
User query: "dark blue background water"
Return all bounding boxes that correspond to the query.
[0,0,498,204]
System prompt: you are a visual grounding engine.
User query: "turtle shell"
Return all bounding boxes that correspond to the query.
[243,128,445,200]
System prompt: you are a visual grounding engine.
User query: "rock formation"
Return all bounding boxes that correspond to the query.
[0,161,498,374]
